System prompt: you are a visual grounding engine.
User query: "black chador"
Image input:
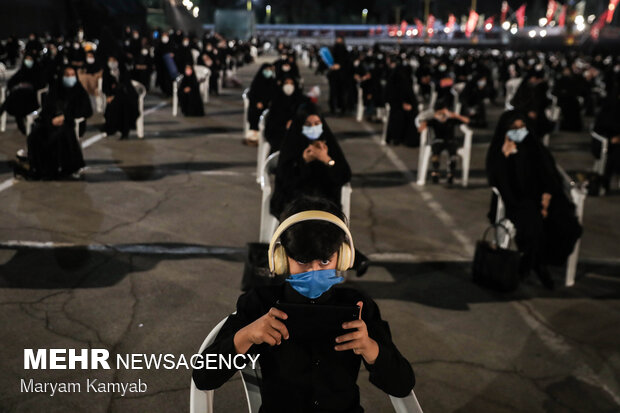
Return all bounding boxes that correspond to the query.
[486,110,582,288]
[385,64,419,146]
[264,76,308,153]
[25,69,93,179]
[178,66,205,117]
[102,61,139,139]
[247,63,276,131]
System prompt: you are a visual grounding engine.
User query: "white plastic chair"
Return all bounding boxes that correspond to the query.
[96,77,105,113]
[172,75,183,117]
[194,66,212,104]
[256,109,271,184]
[0,83,7,132]
[380,103,390,146]
[452,82,466,115]
[355,83,364,122]
[242,88,250,137]
[504,77,522,110]
[258,151,353,244]
[591,131,608,177]
[416,114,473,187]
[131,80,146,139]
[74,117,85,140]
[190,316,423,413]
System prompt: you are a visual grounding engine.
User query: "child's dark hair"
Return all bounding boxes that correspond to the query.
[279,196,347,264]
[434,99,448,111]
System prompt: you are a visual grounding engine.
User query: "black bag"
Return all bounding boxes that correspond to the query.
[241,242,285,291]
[472,224,521,292]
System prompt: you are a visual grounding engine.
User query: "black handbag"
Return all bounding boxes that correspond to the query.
[472,223,521,292]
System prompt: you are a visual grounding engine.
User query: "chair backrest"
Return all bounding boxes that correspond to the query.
[194,65,210,81]
[131,80,147,99]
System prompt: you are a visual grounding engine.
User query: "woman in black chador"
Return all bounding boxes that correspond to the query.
[592,83,620,192]
[102,56,139,139]
[385,61,419,146]
[510,69,555,139]
[486,110,582,289]
[0,54,45,135]
[245,63,277,146]
[264,75,308,153]
[178,65,205,117]
[552,66,584,132]
[20,66,92,180]
[271,105,369,276]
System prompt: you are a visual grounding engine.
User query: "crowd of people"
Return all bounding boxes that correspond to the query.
[0,28,255,179]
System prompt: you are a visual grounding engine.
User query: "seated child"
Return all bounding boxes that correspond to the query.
[192,196,415,412]
[419,100,470,184]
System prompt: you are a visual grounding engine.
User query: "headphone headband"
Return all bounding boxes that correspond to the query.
[268,210,355,272]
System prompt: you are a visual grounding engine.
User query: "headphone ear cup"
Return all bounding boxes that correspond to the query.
[272,244,289,275]
[337,242,352,271]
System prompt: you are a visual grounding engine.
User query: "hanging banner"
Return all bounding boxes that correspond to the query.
[426,14,435,37]
[447,14,456,31]
[515,4,526,29]
[500,1,509,24]
[558,5,567,27]
[484,16,494,31]
[546,0,558,25]
[607,0,619,24]
[465,9,479,38]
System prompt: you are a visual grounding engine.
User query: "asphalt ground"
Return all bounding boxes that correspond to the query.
[0,55,618,413]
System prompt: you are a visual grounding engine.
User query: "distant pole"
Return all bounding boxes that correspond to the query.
[471,0,477,11]
[362,8,368,24]
[247,0,252,11]
[424,0,430,21]
[266,4,271,22]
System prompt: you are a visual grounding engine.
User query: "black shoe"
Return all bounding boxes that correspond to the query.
[447,175,454,185]
[535,266,555,290]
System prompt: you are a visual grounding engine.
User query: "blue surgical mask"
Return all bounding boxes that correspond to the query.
[24,59,34,69]
[506,127,528,143]
[286,269,344,299]
[302,124,323,140]
[63,76,77,88]
[262,69,273,78]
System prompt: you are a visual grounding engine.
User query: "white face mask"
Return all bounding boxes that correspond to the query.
[161,37,169,44]
[302,124,323,140]
[183,40,190,47]
[282,84,295,96]
[141,49,148,56]
[86,56,95,64]
[108,61,118,70]
[506,127,528,143]
[282,64,290,72]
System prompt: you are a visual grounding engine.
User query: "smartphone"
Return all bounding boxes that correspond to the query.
[275,301,360,342]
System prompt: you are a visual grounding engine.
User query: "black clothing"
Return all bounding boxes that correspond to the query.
[1,61,46,135]
[593,99,620,189]
[385,66,419,146]
[131,53,154,92]
[328,43,351,114]
[427,117,464,176]
[460,79,488,128]
[511,79,554,139]
[486,111,582,271]
[102,66,139,137]
[26,79,92,179]
[192,283,415,413]
[552,74,583,132]
[248,64,277,131]
[178,73,205,117]
[270,119,351,219]
[265,80,308,153]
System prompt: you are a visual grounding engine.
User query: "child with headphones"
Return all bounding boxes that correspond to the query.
[193,196,414,412]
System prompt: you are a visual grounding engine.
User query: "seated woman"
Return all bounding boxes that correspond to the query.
[192,196,415,412]
[244,63,276,146]
[592,86,620,193]
[0,54,45,135]
[271,105,369,276]
[178,65,205,117]
[102,55,139,139]
[460,74,489,128]
[264,75,308,153]
[16,66,92,180]
[486,110,582,289]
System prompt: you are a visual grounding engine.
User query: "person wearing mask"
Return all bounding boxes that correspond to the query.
[178,65,205,117]
[192,196,414,412]
[102,56,139,139]
[486,110,582,289]
[198,41,222,97]
[68,41,85,68]
[15,66,92,180]
[510,69,554,140]
[592,84,620,193]
[271,105,370,276]
[132,46,154,91]
[174,36,195,73]
[418,100,470,184]
[327,37,352,115]
[460,74,490,128]
[154,32,175,96]
[552,66,583,132]
[24,33,43,58]
[264,75,309,153]
[244,63,276,146]
[0,54,45,135]
[385,60,419,146]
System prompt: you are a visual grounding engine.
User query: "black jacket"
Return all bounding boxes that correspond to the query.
[192,283,415,413]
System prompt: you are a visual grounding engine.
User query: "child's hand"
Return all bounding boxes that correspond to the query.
[334,301,379,364]
[234,308,289,354]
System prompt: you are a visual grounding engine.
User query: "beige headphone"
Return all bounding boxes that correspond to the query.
[268,210,355,275]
